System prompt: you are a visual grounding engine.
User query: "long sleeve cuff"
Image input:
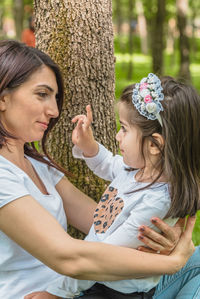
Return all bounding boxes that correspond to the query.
[72,143,109,169]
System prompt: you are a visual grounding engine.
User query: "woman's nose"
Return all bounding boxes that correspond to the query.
[47,97,59,118]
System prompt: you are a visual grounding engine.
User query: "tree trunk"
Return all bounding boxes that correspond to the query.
[143,0,154,58]
[127,0,135,80]
[152,0,166,76]
[13,0,24,40]
[0,6,4,38]
[190,10,197,57]
[115,0,123,35]
[176,0,191,82]
[166,18,176,67]
[136,0,148,55]
[34,0,117,238]
[189,0,200,58]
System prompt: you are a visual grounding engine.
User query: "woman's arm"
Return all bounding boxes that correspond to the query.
[56,177,97,234]
[59,176,181,253]
[0,195,195,281]
[55,176,182,250]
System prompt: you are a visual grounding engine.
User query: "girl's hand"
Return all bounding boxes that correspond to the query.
[24,291,61,299]
[72,105,98,157]
[137,217,185,255]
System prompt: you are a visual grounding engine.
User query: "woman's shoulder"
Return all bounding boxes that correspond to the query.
[0,154,46,177]
[0,156,30,208]
[0,155,25,178]
[26,155,64,186]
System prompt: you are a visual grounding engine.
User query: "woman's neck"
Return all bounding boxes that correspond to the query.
[0,141,26,169]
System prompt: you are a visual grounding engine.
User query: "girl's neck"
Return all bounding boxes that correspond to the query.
[135,167,167,183]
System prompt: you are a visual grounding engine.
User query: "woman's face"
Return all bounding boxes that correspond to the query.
[0,66,59,144]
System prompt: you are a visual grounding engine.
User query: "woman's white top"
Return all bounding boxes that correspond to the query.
[0,155,65,299]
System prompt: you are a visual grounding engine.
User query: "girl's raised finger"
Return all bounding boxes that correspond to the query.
[85,105,93,128]
[72,115,85,123]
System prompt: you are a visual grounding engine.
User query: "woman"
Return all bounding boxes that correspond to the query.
[0,40,197,299]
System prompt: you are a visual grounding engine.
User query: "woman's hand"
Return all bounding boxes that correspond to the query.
[137,217,185,255]
[72,105,98,157]
[24,291,61,299]
[171,216,195,262]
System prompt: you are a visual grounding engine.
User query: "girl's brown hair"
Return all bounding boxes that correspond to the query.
[120,76,200,218]
[0,40,69,175]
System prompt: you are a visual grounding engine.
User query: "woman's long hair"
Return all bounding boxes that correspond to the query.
[120,76,200,218]
[0,40,69,175]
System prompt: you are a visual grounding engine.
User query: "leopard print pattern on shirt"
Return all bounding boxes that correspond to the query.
[94,186,124,233]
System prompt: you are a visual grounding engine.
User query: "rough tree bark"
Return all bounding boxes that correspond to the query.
[34,0,117,238]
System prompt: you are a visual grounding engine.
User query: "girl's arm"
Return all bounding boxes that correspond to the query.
[0,195,195,281]
[24,291,61,299]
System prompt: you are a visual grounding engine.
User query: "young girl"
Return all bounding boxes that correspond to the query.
[34,73,200,299]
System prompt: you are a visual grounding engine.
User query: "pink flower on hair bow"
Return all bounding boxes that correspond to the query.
[140,83,148,90]
[144,94,152,103]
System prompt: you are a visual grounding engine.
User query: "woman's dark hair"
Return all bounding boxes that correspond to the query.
[0,39,69,175]
[120,76,200,218]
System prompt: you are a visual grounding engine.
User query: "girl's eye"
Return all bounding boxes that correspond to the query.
[121,126,126,132]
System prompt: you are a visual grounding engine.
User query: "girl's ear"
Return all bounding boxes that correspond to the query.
[149,133,164,155]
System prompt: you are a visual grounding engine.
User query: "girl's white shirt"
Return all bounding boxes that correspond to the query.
[46,144,178,297]
[0,155,65,299]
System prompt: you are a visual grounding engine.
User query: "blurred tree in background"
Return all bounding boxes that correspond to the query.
[1,0,200,84]
[13,0,24,40]
[0,0,32,40]
[112,0,200,83]
[176,0,191,81]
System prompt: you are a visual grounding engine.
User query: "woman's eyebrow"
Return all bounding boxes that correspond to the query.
[36,84,54,92]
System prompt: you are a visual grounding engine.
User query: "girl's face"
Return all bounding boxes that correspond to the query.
[116,102,145,168]
[0,66,59,145]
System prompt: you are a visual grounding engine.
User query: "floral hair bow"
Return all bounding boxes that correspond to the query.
[132,73,164,126]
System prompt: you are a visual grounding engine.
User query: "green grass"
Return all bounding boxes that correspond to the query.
[193,211,200,246]
[115,50,200,245]
[115,52,200,99]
